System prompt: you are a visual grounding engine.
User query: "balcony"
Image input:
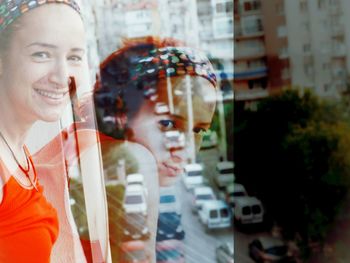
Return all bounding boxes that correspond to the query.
[234,66,267,81]
[330,25,344,37]
[199,30,213,40]
[332,45,346,58]
[234,88,269,101]
[234,26,264,40]
[234,46,266,61]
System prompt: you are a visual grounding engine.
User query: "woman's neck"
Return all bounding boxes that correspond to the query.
[0,102,34,152]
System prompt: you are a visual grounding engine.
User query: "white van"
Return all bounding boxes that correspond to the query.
[198,200,232,231]
[214,161,235,190]
[182,163,204,190]
[234,196,264,225]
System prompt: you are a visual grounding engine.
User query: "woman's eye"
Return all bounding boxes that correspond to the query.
[193,127,207,134]
[31,52,50,60]
[68,55,82,62]
[159,119,175,129]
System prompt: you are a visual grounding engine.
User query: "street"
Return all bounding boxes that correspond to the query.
[171,147,259,263]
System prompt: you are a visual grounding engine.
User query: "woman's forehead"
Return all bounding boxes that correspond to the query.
[8,5,85,51]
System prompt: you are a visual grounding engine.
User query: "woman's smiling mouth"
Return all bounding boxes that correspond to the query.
[34,88,68,100]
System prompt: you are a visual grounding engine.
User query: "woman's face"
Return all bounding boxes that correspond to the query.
[0,4,87,123]
[130,76,216,186]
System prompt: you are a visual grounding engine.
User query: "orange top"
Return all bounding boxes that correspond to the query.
[0,161,59,263]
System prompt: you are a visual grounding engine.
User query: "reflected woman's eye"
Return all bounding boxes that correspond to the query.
[193,127,207,134]
[158,119,175,129]
[31,51,50,60]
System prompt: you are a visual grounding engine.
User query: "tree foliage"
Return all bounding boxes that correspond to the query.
[234,89,350,249]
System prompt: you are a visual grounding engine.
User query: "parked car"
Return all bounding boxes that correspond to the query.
[198,200,231,231]
[249,236,288,262]
[164,130,185,150]
[143,87,156,98]
[214,161,235,190]
[191,186,216,212]
[123,184,147,216]
[156,239,185,263]
[158,119,175,132]
[122,212,150,241]
[120,240,150,263]
[126,173,147,195]
[219,183,248,212]
[200,129,218,149]
[216,242,234,263]
[159,187,181,214]
[234,196,264,225]
[182,163,204,190]
[156,212,185,241]
[155,102,170,115]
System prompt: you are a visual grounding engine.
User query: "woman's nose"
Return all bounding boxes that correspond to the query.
[49,59,70,88]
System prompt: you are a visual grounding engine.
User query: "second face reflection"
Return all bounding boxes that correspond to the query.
[129,76,216,186]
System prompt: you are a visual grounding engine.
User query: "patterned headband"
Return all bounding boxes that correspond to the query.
[0,0,81,33]
[134,47,217,88]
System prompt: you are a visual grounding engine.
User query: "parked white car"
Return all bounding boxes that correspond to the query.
[126,173,148,196]
[159,186,181,215]
[219,183,247,210]
[234,196,264,225]
[154,102,170,115]
[164,130,185,150]
[214,161,235,190]
[182,163,204,190]
[123,184,148,216]
[192,186,216,212]
[198,200,231,231]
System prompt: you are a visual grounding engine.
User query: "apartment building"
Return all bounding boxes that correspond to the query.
[197,0,234,95]
[283,0,350,97]
[234,0,269,101]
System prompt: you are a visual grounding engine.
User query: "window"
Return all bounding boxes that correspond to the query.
[242,16,263,35]
[277,25,287,37]
[282,68,290,80]
[216,1,233,14]
[279,46,289,58]
[303,43,311,53]
[242,206,251,215]
[210,210,219,218]
[243,0,261,12]
[300,0,308,12]
[275,2,285,15]
[318,0,326,9]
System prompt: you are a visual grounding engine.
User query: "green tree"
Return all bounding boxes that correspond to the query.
[234,89,350,257]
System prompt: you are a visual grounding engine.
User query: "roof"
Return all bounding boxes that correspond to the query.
[202,200,228,209]
[159,186,176,195]
[194,186,214,195]
[125,184,144,193]
[127,173,144,182]
[185,163,203,171]
[256,236,285,249]
[233,183,246,193]
[235,196,262,206]
[216,161,234,170]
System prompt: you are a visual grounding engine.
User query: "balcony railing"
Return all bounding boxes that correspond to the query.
[332,45,346,57]
[234,66,267,80]
[235,46,266,60]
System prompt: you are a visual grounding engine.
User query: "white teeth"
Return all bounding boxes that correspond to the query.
[35,89,66,100]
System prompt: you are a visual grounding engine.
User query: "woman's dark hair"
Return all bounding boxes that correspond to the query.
[93,37,183,139]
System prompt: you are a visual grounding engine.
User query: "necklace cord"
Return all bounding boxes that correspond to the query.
[0,131,38,191]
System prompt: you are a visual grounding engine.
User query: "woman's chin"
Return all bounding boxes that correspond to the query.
[159,176,179,187]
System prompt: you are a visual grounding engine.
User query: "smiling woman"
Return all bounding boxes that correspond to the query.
[0,1,90,262]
